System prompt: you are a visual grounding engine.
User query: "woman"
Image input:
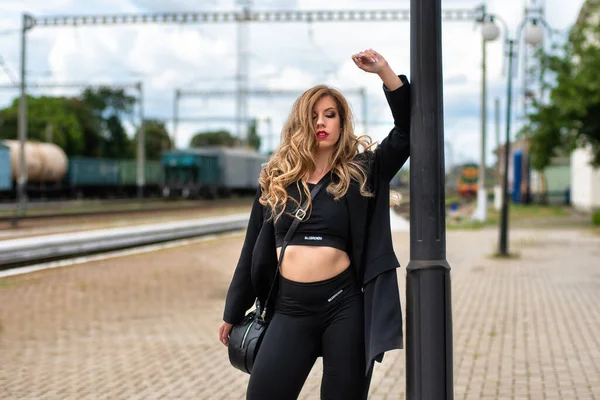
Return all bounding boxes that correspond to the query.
[219,48,410,400]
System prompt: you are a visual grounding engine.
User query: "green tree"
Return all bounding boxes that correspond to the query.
[104,115,134,159]
[82,86,137,158]
[0,95,86,155]
[135,119,172,160]
[190,130,236,148]
[522,2,600,168]
[82,87,136,118]
[0,86,139,158]
[65,98,104,157]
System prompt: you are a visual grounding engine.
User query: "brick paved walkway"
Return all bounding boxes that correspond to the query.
[1,226,599,399]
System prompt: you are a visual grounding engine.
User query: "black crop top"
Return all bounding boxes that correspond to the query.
[273,176,349,252]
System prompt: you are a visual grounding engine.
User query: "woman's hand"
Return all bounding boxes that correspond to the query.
[352,48,388,74]
[219,322,233,346]
[352,48,403,91]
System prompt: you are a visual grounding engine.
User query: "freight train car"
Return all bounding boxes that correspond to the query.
[161,147,268,198]
[66,157,120,198]
[2,139,68,198]
[192,147,267,194]
[117,159,164,197]
[0,143,11,198]
[68,158,165,198]
[161,149,221,198]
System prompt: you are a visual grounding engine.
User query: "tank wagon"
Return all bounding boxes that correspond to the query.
[1,140,68,198]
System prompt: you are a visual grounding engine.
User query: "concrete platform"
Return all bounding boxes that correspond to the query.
[0,226,599,399]
[0,213,249,267]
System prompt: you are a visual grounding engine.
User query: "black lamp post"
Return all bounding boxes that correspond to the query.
[407,0,453,398]
[500,38,515,256]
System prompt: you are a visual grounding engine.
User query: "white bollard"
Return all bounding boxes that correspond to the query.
[493,185,503,211]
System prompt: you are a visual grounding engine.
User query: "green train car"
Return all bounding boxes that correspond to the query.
[161,149,220,198]
[118,160,164,196]
[66,157,164,198]
[161,147,267,198]
[67,157,120,196]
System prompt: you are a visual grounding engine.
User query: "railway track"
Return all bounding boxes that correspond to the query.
[0,197,253,224]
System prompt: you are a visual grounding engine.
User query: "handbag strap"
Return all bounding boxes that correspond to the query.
[259,179,326,319]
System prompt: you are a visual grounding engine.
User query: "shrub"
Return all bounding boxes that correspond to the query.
[593,210,600,226]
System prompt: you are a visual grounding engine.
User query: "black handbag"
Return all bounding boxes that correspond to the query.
[228,181,325,374]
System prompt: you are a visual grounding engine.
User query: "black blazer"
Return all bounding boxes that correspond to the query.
[223,75,411,375]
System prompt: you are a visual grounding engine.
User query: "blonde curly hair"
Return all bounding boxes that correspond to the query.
[259,85,375,222]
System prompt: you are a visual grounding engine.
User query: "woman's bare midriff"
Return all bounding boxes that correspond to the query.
[276,245,351,282]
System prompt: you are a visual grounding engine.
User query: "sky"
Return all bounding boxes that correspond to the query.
[0,0,588,167]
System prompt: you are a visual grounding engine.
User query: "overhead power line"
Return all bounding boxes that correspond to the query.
[0,28,20,36]
[25,9,478,28]
[0,81,141,90]
[0,56,19,84]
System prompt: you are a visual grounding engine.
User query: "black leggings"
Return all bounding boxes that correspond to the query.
[247,267,373,400]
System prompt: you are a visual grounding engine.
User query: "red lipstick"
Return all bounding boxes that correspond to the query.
[316,130,329,140]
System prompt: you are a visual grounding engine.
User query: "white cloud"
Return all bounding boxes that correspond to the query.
[262,66,315,89]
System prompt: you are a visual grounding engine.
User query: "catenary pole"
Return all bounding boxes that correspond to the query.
[136,82,145,198]
[14,14,32,227]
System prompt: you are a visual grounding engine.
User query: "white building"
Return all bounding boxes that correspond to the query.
[571,146,600,211]
[569,0,600,212]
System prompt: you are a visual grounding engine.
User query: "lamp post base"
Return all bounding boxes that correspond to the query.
[493,185,503,211]
[471,188,488,222]
[406,261,454,399]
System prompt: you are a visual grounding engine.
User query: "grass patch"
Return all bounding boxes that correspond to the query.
[446,203,573,231]
[489,252,521,260]
[593,210,600,226]
[487,204,570,223]
[0,280,11,289]
[446,195,461,206]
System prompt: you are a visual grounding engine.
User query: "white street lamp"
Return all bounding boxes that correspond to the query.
[482,20,501,42]
[524,21,544,46]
